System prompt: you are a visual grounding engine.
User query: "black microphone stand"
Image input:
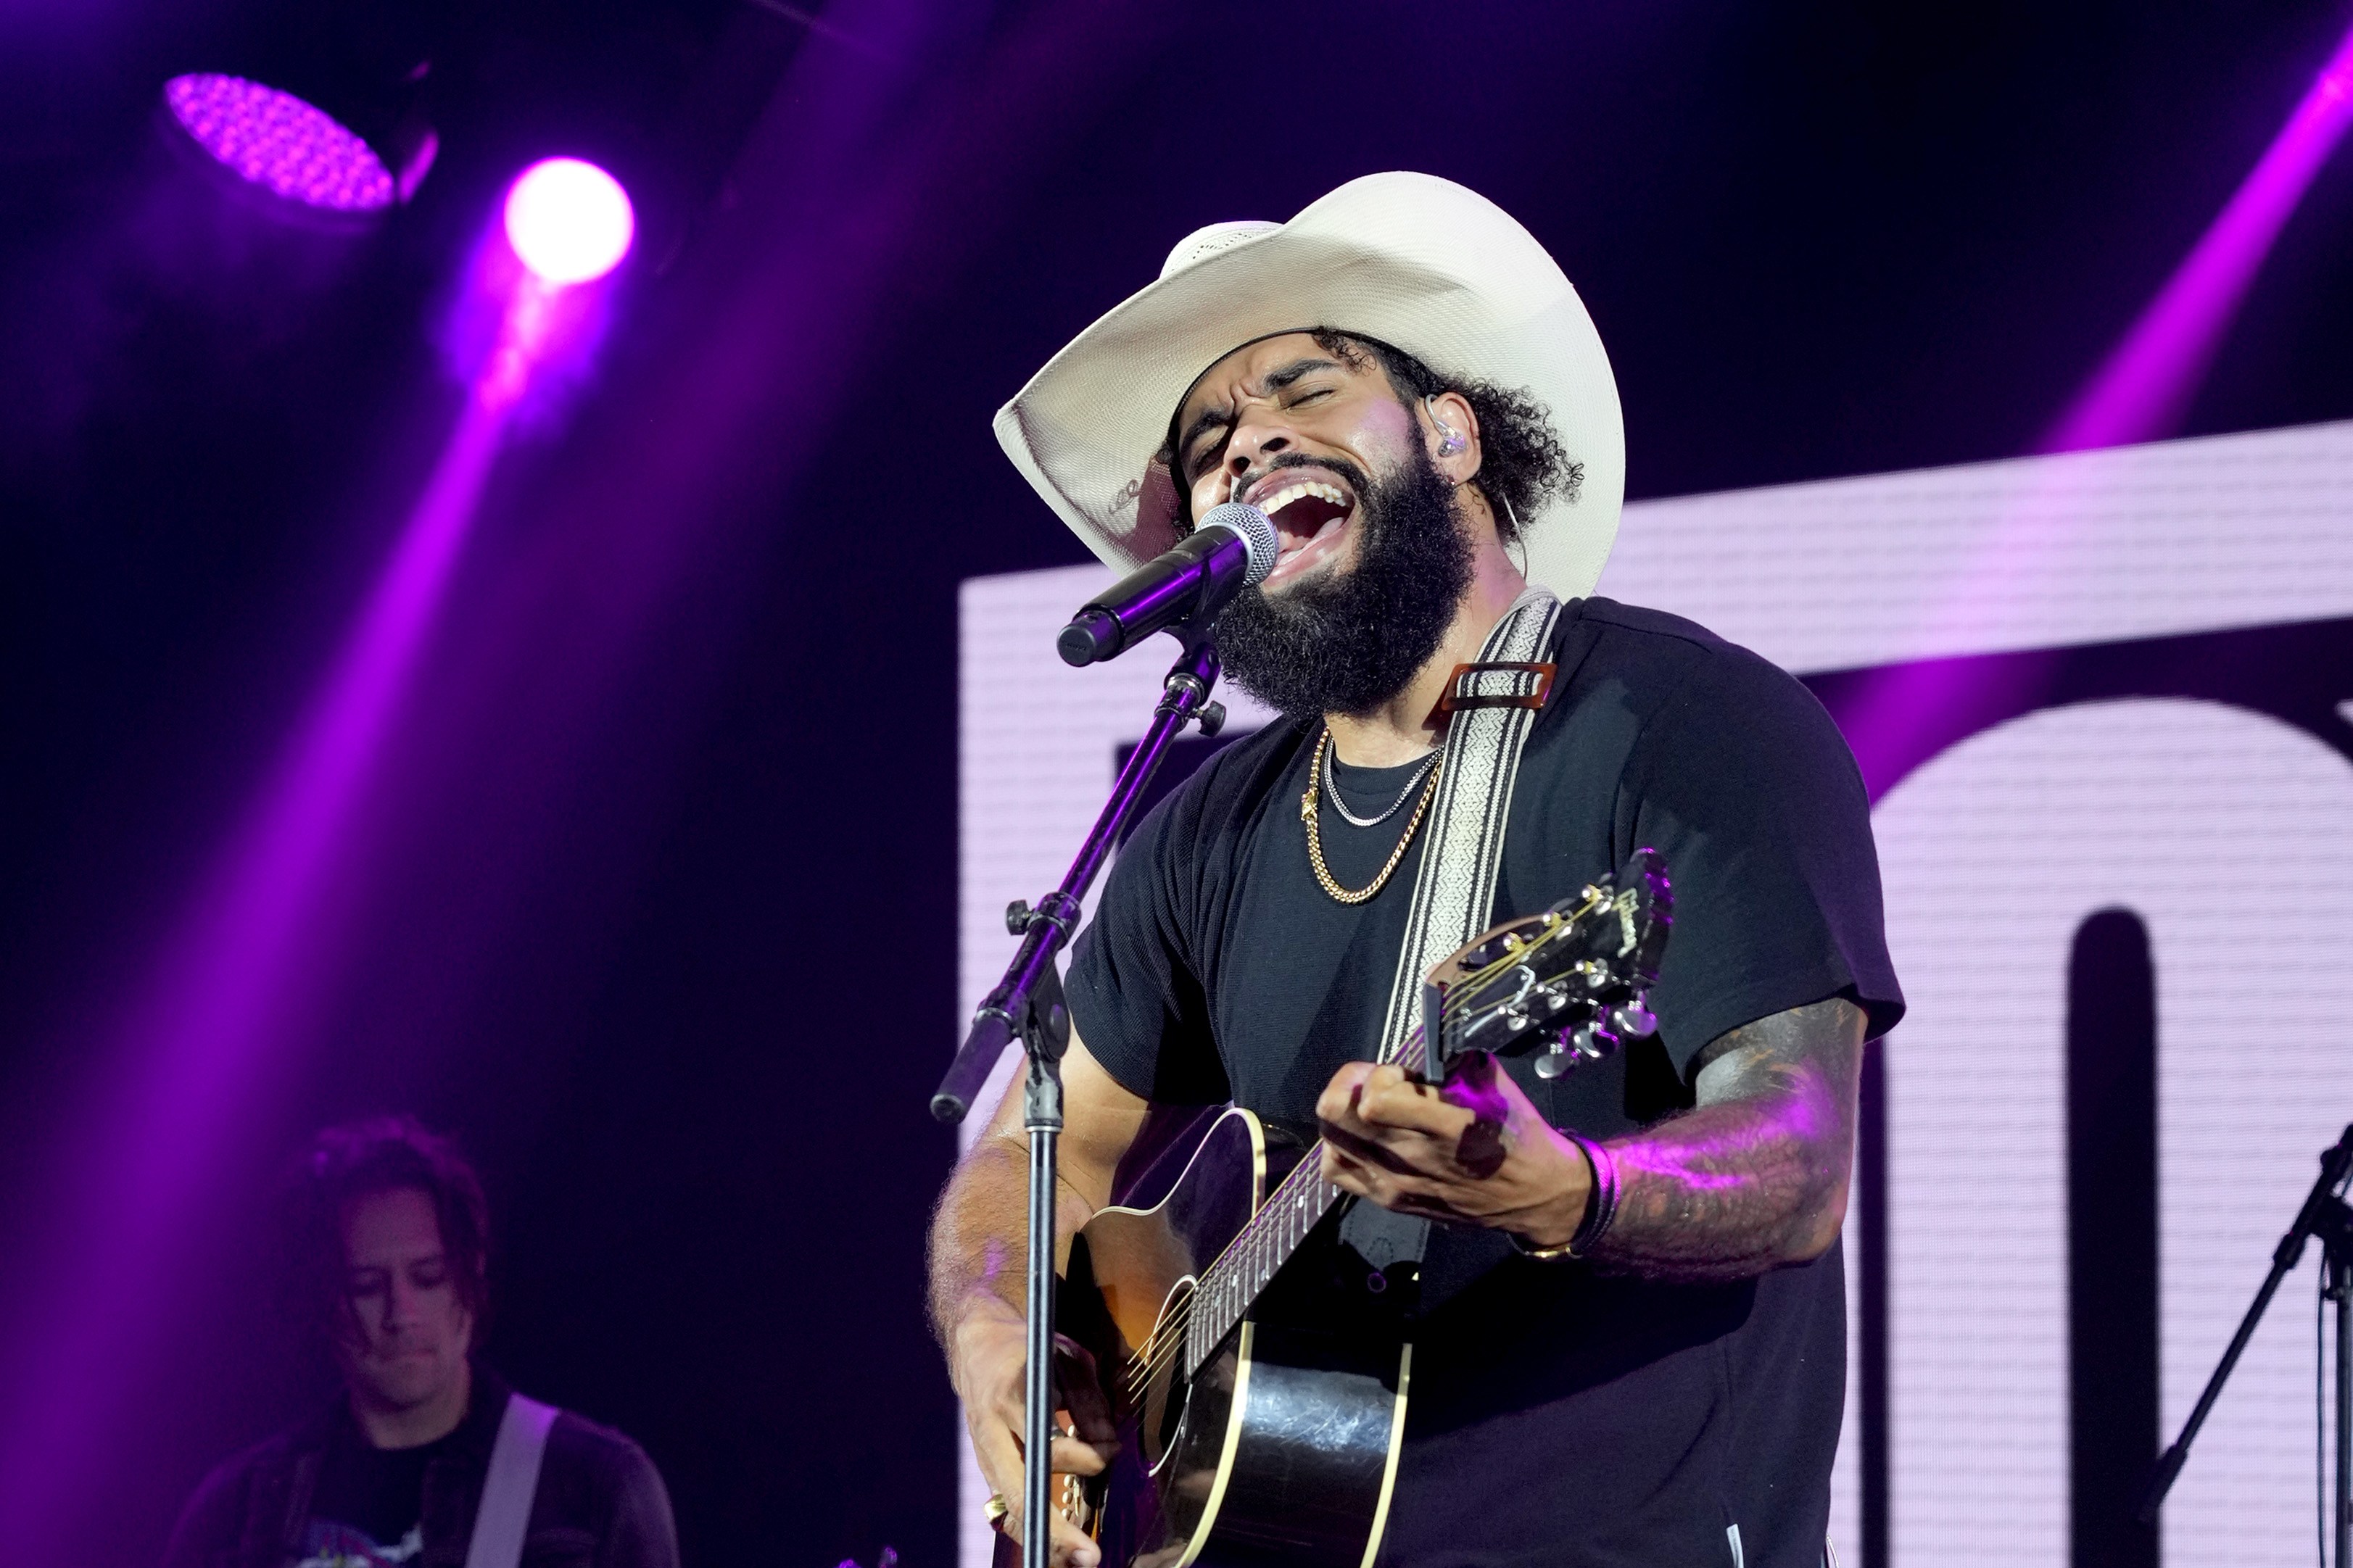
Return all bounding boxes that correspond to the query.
[2141,1123,2353,1565]
[932,628,1227,1568]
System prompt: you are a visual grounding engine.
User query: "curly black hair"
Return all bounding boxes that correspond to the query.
[281,1115,492,1345]
[1161,328,1581,544]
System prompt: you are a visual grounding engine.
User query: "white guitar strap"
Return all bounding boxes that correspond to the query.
[1374,586,1565,1064]
[463,1393,558,1568]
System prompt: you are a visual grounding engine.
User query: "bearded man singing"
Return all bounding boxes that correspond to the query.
[930,173,1905,1568]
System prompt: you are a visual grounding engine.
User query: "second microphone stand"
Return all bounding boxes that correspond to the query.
[931,629,1226,1568]
[2141,1124,2353,1563]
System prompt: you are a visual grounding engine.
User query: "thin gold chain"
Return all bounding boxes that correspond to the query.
[1301,728,1441,905]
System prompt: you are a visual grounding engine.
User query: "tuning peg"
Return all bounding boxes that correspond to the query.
[1574,1021,1622,1060]
[1004,899,1032,935]
[1610,998,1658,1039]
[1534,1039,1574,1079]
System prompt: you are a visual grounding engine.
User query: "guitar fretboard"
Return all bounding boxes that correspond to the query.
[1167,880,1622,1381]
[1180,1028,1431,1379]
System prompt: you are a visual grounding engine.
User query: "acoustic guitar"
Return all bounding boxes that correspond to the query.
[1004,850,1671,1568]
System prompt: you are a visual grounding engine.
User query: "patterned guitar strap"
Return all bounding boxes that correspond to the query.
[1336,585,1565,1283]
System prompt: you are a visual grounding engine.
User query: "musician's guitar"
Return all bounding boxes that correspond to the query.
[1007,850,1671,1568]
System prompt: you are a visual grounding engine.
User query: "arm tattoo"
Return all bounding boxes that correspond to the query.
[1586,996,1865,1282]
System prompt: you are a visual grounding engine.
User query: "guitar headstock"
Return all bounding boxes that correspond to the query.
[1420,847,1672,1079]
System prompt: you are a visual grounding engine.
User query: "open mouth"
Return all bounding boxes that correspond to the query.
[1249,472,1357,584]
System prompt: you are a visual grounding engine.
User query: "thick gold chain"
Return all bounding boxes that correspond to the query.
[1301,728,1442,905]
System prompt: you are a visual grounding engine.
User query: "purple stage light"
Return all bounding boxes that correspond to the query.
[503,159,635,286]
[162,73,395,215]
[2043,22,2353,452]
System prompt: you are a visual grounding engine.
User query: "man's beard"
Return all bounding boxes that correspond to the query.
[1212,441,1473,721]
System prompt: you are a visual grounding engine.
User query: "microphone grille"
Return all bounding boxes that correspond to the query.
[1198,501,1279,586]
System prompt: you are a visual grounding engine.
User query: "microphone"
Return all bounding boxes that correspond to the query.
[1057,502,1279,667]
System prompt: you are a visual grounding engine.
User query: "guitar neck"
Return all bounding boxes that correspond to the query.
[1171,876,1635,1380]
[1182,1028,1430,1378]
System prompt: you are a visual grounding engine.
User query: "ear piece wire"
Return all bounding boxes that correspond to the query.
[1425,393,1468,458]
[1500,494,1531,574]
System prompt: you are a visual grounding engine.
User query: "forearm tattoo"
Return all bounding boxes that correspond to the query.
[1586,997,1865,1282]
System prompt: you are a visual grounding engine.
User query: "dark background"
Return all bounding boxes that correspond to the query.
[3,2,2352,1565]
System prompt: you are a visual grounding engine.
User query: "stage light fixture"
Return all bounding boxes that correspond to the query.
[162,73,396,215]
[503,159,635,286]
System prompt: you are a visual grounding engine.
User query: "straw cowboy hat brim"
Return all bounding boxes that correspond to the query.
[992,171,1624,597]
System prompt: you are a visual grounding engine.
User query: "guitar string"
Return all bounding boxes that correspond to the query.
[1123,1308,1196,1393]
[1120,1156,1341,1392]
[1123,1298,1205,1393]
[1125,1147,1345,1382]
[1121,1156,1339,1393]
[1119,1076,1394,1396]
[1118,891,1610,1391]
[1118,1143,1375,1395]
[1120,955,1523,1392]
[1122,1069,1397,1387]
[1124,1088,1434,1394]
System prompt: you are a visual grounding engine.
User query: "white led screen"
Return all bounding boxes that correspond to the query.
[956,418,2353,1568]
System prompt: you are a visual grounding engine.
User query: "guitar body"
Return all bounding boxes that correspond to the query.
[1047,1106,1410,1568]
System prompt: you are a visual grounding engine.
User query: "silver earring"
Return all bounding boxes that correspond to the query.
[1426,394,1468,457]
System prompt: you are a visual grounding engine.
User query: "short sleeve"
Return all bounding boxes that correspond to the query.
[1064,788,1231,1107]
[1620,647,1905,1077]
[592,1434,680,1568]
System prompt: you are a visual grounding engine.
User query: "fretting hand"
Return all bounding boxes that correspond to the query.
[1315,1052,1594,1249]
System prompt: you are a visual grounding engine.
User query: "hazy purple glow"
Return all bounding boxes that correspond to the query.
[1836,25,2353,864]
[503,158,634,285]
[443,224,618,415]
[1,5,1207,1558]
[0,189,630,1543]
[0,389,511,1562]
[2043,23,2353,452]
[476,275,544,407]
[163,73,394,213]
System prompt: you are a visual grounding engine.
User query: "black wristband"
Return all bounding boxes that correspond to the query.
[1510,1131,1619,1261]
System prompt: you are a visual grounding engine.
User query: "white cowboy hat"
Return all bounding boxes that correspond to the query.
[993,171,1624,597]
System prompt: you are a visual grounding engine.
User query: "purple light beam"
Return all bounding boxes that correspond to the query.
[0,188,629,1555]
[2043,22,2353,452]
[0,386,513,1566]
[1824,23,2353,815]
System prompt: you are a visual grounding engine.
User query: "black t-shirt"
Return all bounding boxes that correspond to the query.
[299,1422,456,1566]
[1066,597,1904,1568]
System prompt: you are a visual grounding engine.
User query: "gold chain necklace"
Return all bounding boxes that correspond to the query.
[1301,728,1442,905]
